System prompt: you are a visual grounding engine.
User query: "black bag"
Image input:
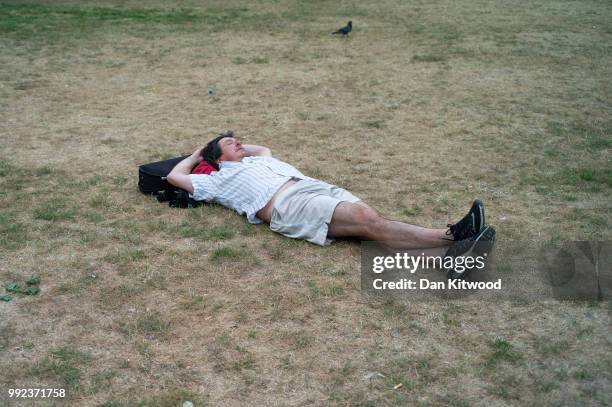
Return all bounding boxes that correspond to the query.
[138,156,202,208]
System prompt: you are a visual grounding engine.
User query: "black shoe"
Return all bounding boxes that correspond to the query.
[446,225,496,280]
[445,199,485,241]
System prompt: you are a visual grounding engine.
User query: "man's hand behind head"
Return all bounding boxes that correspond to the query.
[191,147,205,164]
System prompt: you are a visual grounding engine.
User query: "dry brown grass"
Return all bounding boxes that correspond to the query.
[1,0,611,405]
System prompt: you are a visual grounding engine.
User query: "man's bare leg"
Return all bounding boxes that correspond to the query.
[327,201,452,249]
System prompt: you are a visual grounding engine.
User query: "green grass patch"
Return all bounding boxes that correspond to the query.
[363,120,385,129]
[573,367,594,381]
[232,56,248,65]
[116,311,172,340]
[0,159,15,177]
[0,211,28,250]
[31,346,91,386]
[33,201,78,222]
[210,246,241,260]
[0,160,59,193]
[486,338,522,366]
[134,311,171,338]
[90,369,118,394]
[179,220,235,240]
[233,55,270,64]
[578,169,594,182]
[547,119,612,151]
[557,168,612,189]
[0,3,271,46]
[0,3,200,42]
[252,56,269,64]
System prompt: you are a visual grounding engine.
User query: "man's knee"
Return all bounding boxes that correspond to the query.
[351,203,383,231]
[329,202,384,238]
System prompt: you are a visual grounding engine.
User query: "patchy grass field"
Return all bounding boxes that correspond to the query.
[1,0,611,405]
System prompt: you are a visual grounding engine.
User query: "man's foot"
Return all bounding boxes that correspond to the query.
[446,225,496,280]
[445,199,485,241]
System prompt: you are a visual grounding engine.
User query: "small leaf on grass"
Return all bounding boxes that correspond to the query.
[6,282,21,293]
[24,287,39,295]
[26,276,41,285]
[0,294,11,302]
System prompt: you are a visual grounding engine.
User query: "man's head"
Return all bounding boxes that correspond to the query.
[200,131,244,169]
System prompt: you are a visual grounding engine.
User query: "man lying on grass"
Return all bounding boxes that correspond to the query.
[167,132,496,279]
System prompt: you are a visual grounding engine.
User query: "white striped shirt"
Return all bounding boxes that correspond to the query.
[189,156,313,224]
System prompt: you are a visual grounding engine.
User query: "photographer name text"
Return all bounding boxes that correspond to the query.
[372,278,502,290]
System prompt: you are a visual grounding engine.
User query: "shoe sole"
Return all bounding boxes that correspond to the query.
[474,224,495,253]
[445,224,492,258]
[447,225,496,280]
[472,199,485,234]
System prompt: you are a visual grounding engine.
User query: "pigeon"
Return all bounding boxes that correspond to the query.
[208,87,213,96]
[332,21,352,36]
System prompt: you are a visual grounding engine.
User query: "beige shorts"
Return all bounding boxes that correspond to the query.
[269,179,361,246]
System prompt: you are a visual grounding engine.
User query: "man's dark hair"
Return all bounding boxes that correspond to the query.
[200,131,234,169]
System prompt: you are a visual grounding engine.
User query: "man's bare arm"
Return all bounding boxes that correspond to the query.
[166,148,203,194]
[243,144,272,157]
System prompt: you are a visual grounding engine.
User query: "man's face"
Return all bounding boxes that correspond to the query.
[216,137,245,163]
